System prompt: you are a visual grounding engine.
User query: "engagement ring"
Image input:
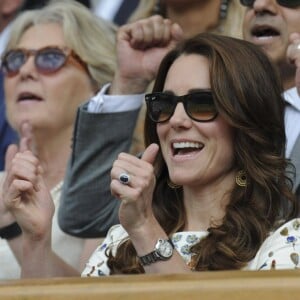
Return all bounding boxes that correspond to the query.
[119,173,130,185]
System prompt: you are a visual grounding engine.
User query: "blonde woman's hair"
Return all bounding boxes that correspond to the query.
[5,0,117,89]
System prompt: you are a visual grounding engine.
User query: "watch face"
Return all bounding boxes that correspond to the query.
[156,239,173,259]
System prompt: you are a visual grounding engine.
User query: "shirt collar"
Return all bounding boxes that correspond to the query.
[284,87,300,111]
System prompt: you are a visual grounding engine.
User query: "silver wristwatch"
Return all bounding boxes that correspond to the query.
[139,238,174,266]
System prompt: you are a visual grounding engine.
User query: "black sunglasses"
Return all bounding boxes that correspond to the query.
[240,0,300,8]
[1,46,87,77]
[145,91,218,123]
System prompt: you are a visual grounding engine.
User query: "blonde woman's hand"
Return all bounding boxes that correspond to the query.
[287,32,300,96]
[110,15,183,94]
[0,122,36,228]
[2,124,54,242]
[110,144,159,233]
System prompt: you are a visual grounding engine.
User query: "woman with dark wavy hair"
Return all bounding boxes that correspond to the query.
[101,33,299,274]
[3,33,300,278]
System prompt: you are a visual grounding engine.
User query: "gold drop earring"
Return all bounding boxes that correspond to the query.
[236,170,247,187]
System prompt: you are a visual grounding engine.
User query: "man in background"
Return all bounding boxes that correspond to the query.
[241,0,300,195]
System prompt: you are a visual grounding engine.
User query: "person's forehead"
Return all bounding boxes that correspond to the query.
[17,23,66,49]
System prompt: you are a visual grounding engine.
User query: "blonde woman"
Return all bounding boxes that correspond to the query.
[0,0,117,279]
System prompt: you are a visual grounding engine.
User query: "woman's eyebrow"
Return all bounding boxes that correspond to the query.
[161,88,212,95]
[188,88,212,93]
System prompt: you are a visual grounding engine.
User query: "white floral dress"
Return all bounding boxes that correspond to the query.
[81,218,300,276]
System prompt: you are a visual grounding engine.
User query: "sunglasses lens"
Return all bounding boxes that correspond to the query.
[186,93,217,121]
[278,0,300,7]
[240,0,254,6]
[146,92,218,123]
[146,93,175,123]
[36,48,67,73]
[240,0,300,7]
[2,50,26,76]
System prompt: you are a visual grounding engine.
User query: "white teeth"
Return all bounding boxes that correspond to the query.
[173,142,203,149]
[257,36,273,40]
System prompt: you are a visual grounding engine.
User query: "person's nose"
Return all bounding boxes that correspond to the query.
[252,0,279,15]
[169,103,193,129]
[19,55,38,79]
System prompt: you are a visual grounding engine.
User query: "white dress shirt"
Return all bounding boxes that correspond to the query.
[284,87,300,158]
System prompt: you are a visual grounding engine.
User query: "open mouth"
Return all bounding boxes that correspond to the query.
[251,25,280,39]
[172,141,204,156]
[17,92,43,102]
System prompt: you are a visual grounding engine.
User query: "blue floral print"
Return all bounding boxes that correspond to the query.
[82,219,300,276]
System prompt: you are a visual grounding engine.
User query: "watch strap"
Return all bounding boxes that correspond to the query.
[139,251,161,266]
[0,222,22,240]
[138,238,174,266]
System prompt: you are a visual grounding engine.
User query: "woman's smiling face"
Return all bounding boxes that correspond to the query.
[157,54,235,188]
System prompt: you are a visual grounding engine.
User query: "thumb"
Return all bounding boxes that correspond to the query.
[4,144,18,172]
[141,143,159,165]
[171,22,184,42]
[19,122,33,153]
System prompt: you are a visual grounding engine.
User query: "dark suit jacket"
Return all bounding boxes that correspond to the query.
[58,102,140,237]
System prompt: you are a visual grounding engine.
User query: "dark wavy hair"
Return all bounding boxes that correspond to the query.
[107,33,297,273]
